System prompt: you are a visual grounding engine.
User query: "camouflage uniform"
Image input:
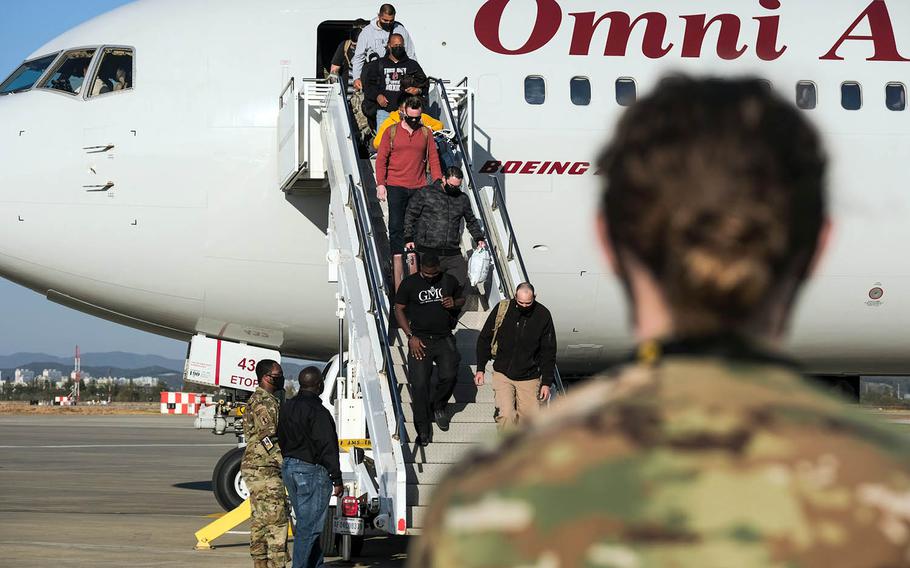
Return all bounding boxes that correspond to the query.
[412,344,910,568]
[242,386,288,568]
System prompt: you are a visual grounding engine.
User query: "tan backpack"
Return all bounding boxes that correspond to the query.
[490,300,510,358]
[388,122,432,175]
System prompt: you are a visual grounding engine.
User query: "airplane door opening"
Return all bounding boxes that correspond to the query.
[316,20,362,82]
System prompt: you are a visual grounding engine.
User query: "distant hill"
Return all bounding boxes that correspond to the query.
[0,352,184,372]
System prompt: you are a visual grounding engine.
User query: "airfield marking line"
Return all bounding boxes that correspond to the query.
[0,443,237,449]
[0,540,249,556]
[226,530,251,535]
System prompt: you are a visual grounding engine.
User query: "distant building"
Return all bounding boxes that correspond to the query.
[132,376,161,387]
[14,369,35,384]
[42,369,63,381]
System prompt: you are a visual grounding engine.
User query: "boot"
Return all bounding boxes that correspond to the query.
[252,559,269,568]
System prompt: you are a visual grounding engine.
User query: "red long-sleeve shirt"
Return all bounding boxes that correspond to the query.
[375,124,443,189]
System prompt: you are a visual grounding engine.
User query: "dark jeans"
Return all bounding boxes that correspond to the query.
[408,335,459,430]
[282,458,333,568]
[388,185,417,255]
[439,253,468,288]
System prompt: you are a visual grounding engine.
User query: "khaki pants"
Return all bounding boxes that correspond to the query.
[492,371,541,430]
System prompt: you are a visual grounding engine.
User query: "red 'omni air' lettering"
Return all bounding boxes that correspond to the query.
[475,0,909,62]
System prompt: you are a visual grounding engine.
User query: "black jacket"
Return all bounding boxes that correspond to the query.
[403,184,485,253]
[362,54,427,115]
[476,300,557,385]
[277,390,342,484]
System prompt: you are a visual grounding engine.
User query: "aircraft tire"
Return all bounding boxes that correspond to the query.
[322,506,338,556]
[213,447,247,511]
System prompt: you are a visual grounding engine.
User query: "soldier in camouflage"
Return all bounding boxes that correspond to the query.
[411,77,910,567]
[242,359,288,568]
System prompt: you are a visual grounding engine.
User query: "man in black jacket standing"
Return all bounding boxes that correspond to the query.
[404,166,485,288]
[278,367,344,568]
[475,283,557,430]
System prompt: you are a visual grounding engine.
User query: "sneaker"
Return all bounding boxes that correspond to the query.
[434,408,450,431]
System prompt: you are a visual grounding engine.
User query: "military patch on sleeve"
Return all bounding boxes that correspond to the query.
[260,436,274,452]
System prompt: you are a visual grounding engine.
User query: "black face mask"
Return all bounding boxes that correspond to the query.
[517,304,534,314]
[380,20,394,31]
[389,45,406,60]
[404,115,422,128]
[421,272,442,283]
[444,184,461,195]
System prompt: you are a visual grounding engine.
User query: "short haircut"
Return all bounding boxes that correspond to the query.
[444,166,464,180]
[403,96,423,111]
[255,359,279,380]
[354,18,369,28]
[380,3,396,16]
[388,33,405,45]
[516,282,536,296]
[298,366,323,392]
[420,251,440,268]
[350,27,362,42]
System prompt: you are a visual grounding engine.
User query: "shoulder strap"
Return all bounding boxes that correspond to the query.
[389,123,398,151]
[343,39,353,65]
[491,300,510,358]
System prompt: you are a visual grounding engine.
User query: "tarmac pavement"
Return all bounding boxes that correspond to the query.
[0,414,408,567]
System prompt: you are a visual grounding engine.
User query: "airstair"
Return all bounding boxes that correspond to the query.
[277,77,566,535]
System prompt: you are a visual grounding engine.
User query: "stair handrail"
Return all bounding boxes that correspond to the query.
[346,173,407,442]
[332,84,408,442]
[428,78,509,298]
[429,78,568,398]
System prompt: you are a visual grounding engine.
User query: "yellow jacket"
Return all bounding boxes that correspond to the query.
[373,112,444,149]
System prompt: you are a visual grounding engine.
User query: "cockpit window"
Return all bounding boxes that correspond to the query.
[0,53,59,95]
[87,47,134,97]
[38,49,97,95]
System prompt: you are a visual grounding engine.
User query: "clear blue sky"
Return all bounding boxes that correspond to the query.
[0,0,187,359]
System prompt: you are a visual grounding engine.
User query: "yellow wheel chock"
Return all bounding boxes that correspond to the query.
[194,499,296,550]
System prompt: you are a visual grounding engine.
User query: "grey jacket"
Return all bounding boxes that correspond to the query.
[403,185,485,252]
[351,17,416,83]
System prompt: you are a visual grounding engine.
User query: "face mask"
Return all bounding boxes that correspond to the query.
[271,376,285,391]
[517,304,533,314]
[389,46,406,59]
[444,184,461,195]
[404,115,422,128]
[422,272,441,283]
[380,20,394,31]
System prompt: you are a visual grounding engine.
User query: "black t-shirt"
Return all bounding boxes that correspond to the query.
[395,273,462,337]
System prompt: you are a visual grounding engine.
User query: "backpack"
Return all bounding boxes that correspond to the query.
[389,122,431,174]
[490,300,510,358]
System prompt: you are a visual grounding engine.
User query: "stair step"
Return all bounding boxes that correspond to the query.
[401,401,496,424]
[407,482,445,506]
[405,462,459,485]
[403,441,481,464]
[407,506,430,530]
[398,383,495,404]
[403,421,498,443]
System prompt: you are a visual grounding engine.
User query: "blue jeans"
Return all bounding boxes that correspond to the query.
[376,108,391,129]
[283,458,333,568]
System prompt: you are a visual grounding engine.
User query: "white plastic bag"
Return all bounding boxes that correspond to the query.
[468,246,492,286]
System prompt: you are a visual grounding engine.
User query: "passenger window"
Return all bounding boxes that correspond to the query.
[0,53,59,95]
[886,83,906,111]
[841,82,862,110]
[796,81,817,110]
[524,76,545,105]
[39,49,97,95]
[570,77,591,106]
[88,47,134,97]
[616,78,636,107]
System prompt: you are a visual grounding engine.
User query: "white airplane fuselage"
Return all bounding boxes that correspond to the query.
[1,0,908,375]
